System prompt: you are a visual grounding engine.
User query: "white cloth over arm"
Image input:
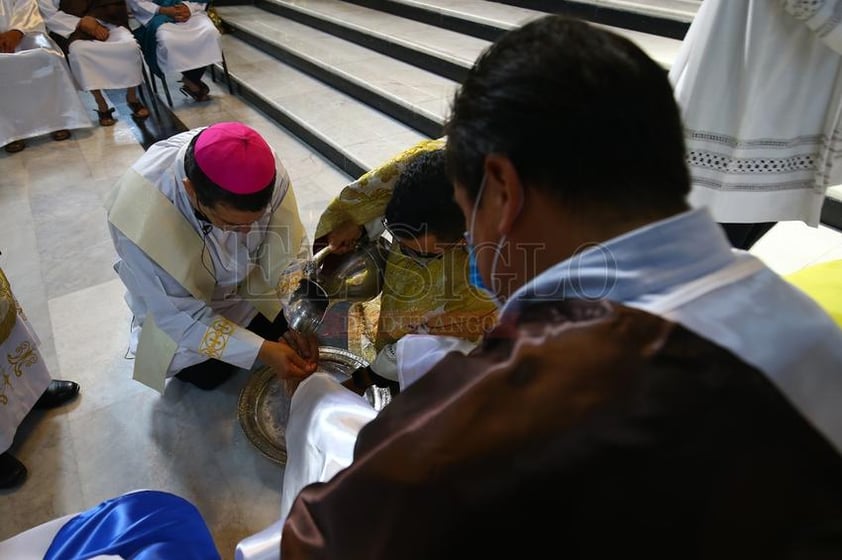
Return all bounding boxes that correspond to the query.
[280,373,377,520]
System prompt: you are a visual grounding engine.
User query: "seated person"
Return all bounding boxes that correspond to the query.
[0,0,91,153]
[38,0,149,126]
[128,0,221,102]
[106,122,318,393]
[316,142,498,391]
[0,266,79,490]
[280,15,842,558]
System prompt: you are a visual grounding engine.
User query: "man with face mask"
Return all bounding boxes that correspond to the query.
[279,15,842,559]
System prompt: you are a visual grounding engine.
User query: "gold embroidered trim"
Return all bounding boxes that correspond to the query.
[198,317,236,359]
[0,269,19,346]
[1,341,39,406]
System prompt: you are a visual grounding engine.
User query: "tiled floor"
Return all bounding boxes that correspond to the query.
[0,81,371,558]
[2,42,842,560]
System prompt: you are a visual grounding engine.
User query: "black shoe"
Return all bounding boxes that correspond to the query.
[0,452,27,489]
[33,380,80,410]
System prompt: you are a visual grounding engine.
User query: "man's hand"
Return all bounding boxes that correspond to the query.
[78,16,108,40]
[282,329,320,364]
[259,339,317,381]
[0,30,23,53]
[161,4,191,22]
[327,220,363,254]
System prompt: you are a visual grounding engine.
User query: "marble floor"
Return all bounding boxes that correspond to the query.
[2,76,842,560]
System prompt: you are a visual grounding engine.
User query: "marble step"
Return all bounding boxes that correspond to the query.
[492,0,694,38]
[254,0,491,82]
[341,0,681,68]
[215,5,457,137]
[212,34,429,180]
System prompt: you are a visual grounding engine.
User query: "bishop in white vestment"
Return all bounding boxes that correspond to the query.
[0,0,91,152]
[107,122,317,393]
[670,0,842,246]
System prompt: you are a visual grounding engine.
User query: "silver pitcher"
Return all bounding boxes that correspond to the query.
[283,237,390,334]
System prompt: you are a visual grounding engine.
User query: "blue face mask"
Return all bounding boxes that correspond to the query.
[467,239,491,293]
[466,173,494,295]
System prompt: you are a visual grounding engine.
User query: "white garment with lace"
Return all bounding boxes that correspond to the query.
[670,0,842,226]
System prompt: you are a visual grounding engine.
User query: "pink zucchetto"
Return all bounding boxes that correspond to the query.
[194,122,276,194]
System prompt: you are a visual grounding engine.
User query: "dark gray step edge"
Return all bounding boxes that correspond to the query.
[210,62,368,178]
[341,0,510,41]
[220,17,444,138]
[495,0,689,39]
[254,0,470,83]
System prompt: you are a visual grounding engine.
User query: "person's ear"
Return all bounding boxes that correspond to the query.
[483,153,525,236]
[183,177,198,205]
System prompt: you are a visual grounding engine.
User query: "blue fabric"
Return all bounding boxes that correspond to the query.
[133,0,209,77]
[467,242,491,294]
[44,490,221,560]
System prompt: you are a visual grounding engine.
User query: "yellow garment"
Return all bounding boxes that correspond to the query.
[315,137,498,349]
[785,259,842,329]
[315,138,446,240]
[377,244,497,350]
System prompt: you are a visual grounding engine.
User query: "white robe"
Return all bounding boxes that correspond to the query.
[109,128,307,378]
[670,0,842,226]
[0,0,91,146]
[37,0,142,91]
[127,0,221,74]
[0,271,52,454]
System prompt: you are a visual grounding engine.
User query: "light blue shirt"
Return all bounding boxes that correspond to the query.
[504,208,842,454]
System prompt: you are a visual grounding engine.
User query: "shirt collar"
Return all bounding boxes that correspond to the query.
[502,208,737,316]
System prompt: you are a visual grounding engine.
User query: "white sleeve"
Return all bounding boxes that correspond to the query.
[126,0,160,26]
[111,225,264,370]
[36,0,80,38]
[781,0,842,55]
[11,0,45,34]
[396,335,478,390]
[369,343,398,382]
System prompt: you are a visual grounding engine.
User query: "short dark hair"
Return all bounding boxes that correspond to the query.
[445,15,689,216]
[183,132,275,212]
[384,149,465,243]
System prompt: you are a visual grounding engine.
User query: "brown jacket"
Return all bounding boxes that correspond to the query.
[283,299,842,559]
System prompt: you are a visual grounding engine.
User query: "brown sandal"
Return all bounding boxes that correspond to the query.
[179,82,210,103]
[51,129,71,141]
[127,100,150,120]
[3,140,25,154]
[96,107,116,127]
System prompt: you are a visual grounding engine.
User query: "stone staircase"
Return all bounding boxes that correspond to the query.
[209,0,687,180]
